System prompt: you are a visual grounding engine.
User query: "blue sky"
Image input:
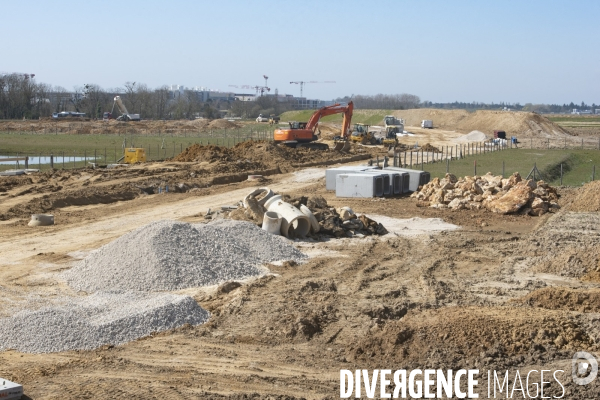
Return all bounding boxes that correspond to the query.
[2,0,598,104]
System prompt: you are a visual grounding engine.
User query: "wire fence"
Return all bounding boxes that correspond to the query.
[0,129,275,171]
[388,140,511,169]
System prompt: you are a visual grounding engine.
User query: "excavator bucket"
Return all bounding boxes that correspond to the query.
[334,141,351,152]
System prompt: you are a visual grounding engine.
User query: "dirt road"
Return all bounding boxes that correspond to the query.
[1,149,599,399]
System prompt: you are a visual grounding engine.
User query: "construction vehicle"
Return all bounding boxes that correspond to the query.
[112,96,140,121]
[349,123,377,145]
[382,126,400,147]
[268,115,280,125]
[384,115,404,132]
[256,114,269,122]
[274,102,354,150]
[115,148,147,164]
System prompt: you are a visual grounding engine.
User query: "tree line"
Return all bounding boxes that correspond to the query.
[2,73,595,120]
[0,75,226,120]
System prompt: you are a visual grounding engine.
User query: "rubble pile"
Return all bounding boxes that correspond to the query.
[412,172,560,216]
[286,195,388,238]
[209,191,387,239]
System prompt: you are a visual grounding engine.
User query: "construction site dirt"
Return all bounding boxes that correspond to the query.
[0,141,599,399]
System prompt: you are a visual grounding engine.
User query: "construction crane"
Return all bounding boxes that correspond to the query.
[263,75,268,87]
[289,81,335,98]
[228,85,270,96]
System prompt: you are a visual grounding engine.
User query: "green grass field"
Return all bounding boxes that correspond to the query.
[422,148,600,186]
[546,116,600,123]
[0,129,274,171]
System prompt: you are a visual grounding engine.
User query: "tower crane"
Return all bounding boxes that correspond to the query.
[228,85,270,96]
[289,81,335,98]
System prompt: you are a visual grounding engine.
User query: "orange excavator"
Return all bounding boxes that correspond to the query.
[273,101,354,150]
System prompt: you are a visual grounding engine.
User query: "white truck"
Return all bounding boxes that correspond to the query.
[421,120,433,129]
[112,96,140,121]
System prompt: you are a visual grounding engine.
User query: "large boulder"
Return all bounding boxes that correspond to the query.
[486,182,533,214]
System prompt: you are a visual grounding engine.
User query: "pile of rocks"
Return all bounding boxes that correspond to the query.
[411,172,559,216]
[295,196,388,238]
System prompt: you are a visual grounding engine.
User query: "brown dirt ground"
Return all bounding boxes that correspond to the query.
[0,118,242,135]
[0,142,599,399]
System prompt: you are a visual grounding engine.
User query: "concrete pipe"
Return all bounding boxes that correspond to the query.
[266,199,310,238]
[244,187,274,207]
[263,194,283,210]
[300,205,319,233]
[261,211,282,235]
[28,214,54,227]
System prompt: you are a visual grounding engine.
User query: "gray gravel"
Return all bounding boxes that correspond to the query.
[63,219,306,292]
[0,292,210,353]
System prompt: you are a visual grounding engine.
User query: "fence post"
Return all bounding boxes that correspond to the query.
[25,156,29,169]
[50,154,54,169]
[594,165,596,181]
[421,149,424,170]
[560,164,563,186]
[446,157,449,173]
[39,153,42,170]
[410,151,412,167]
[404,151,407,167]
[474,160,477,176]
[84,150,87,167]
[62,152,64,169]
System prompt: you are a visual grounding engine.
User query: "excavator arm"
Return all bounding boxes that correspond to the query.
[305,101,354,138]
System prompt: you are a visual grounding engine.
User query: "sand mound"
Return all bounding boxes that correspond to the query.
[454,130,488,143]
[568,181,600,212]
[392,109,570,138]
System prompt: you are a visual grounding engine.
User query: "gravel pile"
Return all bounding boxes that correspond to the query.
[63,219,306,292]
[0,292,210,353]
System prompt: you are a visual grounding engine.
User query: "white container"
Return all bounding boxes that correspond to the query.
[325,166,379,190]
[0,378,23,400]
[335,174,384,198]
[28,214,54,226]
[266,199,310,238]
[356,170,392,195]
[261,211,282,235]
[300,205,319,233]
[421,120,433,128]
[383,167,430,192]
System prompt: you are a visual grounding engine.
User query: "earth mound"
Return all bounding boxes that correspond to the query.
[567,181,600,212]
